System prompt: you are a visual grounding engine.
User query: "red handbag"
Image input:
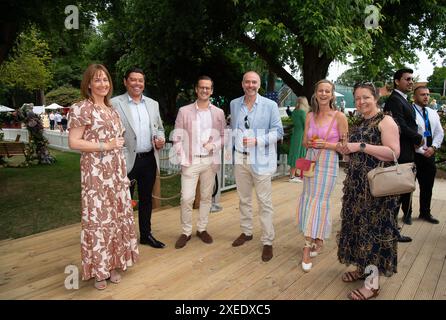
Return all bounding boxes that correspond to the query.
[295,158,315,178]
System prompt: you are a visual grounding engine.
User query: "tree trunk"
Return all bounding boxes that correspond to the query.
[40,89,45,106]
[238,34,304,95]
[11,93,16,109]
[301,44,332,102]
[267,71,276,92]
[238,34,333,103]
[0,22,18,65]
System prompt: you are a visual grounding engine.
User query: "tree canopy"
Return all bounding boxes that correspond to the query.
[427,66,446,95]
[0,27,53,107]
[1,0,445,119]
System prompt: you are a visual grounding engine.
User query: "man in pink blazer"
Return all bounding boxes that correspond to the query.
[172,76,226,249]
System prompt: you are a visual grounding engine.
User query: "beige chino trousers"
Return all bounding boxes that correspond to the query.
[180,157,215,236]
[234,153,275,245]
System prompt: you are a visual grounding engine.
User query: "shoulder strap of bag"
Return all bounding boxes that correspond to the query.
[313,111,338,162]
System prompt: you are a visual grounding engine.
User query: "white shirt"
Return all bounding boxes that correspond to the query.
[127,94,153,153]
[413,104,444,153]
[193,101,213,155]
[235,95,259,153]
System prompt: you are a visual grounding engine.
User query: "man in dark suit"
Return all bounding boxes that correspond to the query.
[383,68,424,243]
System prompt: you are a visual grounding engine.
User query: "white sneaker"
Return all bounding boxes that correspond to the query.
[289,177,302,183]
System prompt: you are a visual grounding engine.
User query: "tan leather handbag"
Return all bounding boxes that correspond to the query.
[367,151,416,197]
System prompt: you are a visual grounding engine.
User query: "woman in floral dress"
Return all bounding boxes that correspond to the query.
[337,82,400,300]
[68,64,138,290]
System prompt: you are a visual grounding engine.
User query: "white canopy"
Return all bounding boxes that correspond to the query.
[45,103,63,110]
[33,106,45,114]
[335,92,344,97]
[0,105,14,112]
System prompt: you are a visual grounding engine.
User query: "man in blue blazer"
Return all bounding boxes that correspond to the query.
[111,67,166,249]
[230,71,284,262]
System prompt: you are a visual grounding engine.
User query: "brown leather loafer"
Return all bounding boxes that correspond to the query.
[262,245,273,262]
[232,233,253,247]
[175,234,191,249]
[196,230,213,244]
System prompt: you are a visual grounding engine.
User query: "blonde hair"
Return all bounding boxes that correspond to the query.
[295,96,310,113]
[310,79,336,114]
[80,64,113,107]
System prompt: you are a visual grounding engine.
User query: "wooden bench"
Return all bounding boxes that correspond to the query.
[0,142,27,158]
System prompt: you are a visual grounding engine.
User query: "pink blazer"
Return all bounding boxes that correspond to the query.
[172,102,226,172]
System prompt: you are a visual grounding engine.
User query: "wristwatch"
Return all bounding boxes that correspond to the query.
[432,146,437,152]
[359,142,366,152]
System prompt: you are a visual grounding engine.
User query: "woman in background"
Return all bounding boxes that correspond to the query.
[288,96,310,182]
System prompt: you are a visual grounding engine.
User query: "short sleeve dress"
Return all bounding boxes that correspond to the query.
[68,100,138,281]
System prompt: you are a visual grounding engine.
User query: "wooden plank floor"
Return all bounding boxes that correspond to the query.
[1,170,445,300]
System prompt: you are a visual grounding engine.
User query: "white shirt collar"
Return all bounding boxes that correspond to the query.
[127,93,145,104]
[394,89,407,100]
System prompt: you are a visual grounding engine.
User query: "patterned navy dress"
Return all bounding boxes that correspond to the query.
[337,112,399,277]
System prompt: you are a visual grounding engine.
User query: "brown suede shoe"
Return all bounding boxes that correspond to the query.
[262,245,273,262]
[196,230,213,244]
[175,234,191,249]
[232,233,253,247]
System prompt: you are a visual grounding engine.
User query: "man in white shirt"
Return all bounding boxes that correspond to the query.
[49,112,55,130]
[172,76,225,249]
[111,67,166,249]
[412,86,444,224]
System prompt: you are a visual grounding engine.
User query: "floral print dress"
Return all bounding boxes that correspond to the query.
[337,112,399,276]
[68,100,138,281]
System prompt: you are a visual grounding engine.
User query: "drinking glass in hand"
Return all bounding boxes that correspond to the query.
[153,128,165,142]
[341,133,348,147]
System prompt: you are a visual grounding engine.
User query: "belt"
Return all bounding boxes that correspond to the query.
[193,154,212,158]
[235,149,249,155]
[136,150,154,158]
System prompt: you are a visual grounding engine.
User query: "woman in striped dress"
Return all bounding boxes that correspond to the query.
[297,80,348,272]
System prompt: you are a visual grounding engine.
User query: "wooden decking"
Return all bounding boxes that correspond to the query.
[0,170,445,300]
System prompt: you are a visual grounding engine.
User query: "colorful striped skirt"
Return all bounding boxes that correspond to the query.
[297,148,339,239]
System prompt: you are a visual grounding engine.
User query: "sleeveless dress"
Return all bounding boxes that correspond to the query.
[287,108,307,167]
[337,112,399,276]
[68,100,139,281]
[297,111,340,239]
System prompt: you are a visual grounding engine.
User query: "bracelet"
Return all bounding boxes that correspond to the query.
[99,141,104,152]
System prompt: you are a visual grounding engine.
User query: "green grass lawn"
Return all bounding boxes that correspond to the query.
[0,149,181,240]
[0,149,82,240]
